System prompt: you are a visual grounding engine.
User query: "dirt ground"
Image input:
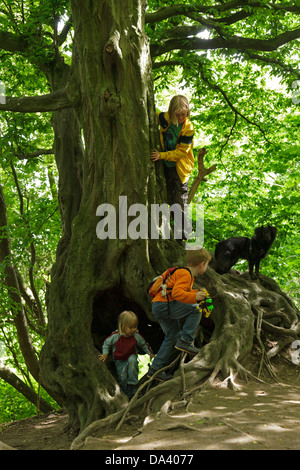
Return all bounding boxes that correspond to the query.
[1,360,300,451]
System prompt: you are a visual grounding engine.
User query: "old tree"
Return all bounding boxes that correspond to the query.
[1,0,300,438]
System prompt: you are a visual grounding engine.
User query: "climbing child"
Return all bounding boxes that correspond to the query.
[99,310,155,398]
[147,248,212,382]
[150,95,195,209]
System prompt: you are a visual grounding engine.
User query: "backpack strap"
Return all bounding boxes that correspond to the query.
[158,112,169,129]
[165,267,192,313]
[165,267,192,292]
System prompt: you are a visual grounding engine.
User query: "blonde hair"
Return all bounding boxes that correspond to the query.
[118,310,138,335]
[186,248,212,267]
[168,95,190,125]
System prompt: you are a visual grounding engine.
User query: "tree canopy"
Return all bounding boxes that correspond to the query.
[0,0,299,429]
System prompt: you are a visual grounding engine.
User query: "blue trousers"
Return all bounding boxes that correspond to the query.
[114,355,139,395]
[151,300,201,370]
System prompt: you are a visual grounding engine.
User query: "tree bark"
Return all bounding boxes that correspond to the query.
[39,0,170,433]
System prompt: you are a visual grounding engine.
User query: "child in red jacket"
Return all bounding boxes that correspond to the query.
[99,311,154,398]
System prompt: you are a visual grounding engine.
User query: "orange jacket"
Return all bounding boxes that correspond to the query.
[152,268,198,304]
[158,111,195,183]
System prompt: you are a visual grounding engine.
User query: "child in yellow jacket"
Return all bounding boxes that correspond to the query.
[150,95,195,209]
[147,248,212,382]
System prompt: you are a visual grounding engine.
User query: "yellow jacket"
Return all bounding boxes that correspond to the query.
[158,111,195,183]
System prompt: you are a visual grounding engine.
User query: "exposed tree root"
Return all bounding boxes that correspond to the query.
[71,268,300,449]
[115,355,182,431]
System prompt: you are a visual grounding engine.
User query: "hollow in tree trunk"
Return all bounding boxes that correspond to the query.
[40,0,178,432]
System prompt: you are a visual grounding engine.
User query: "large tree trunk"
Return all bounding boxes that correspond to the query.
[40,0,173,433]
[39,0,300,437]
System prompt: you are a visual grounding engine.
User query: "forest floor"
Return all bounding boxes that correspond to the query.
[1,358,300,451]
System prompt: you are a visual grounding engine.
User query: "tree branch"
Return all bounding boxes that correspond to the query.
[145,1,300,23]
[0,89,72,113]
[10,161,46,330]
[164,10,252,40]
[242,51,300,79]
[151,28,300,56]
[16,148,54,160]
[152,59,182,70]
[0,31,27,53]
[152,51,300,81]
[57,16,73,46]
[145,1,246,23]
[196,61,271,142]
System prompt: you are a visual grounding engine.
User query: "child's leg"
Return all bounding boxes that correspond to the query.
[151,302,181,370]
[114,356,139,398]
[114,360,128,393]
[126,355,139,398]
[164,166,188,208]
[168,301,201,344]
[164,166,176,206]
[127,354,139,385]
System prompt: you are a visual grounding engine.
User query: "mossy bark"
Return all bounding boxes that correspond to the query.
[40,1,300,437]
[40,0,175,432]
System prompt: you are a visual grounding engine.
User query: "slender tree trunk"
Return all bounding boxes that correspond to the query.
[0,181,63,405]
[0,181,40,382]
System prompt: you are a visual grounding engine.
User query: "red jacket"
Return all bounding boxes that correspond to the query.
[102,331,153,361]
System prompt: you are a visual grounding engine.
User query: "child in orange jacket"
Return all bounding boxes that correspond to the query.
[147,248,212,382]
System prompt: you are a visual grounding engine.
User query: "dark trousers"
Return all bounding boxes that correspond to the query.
[164,166,188,209]
[164,166,190,239]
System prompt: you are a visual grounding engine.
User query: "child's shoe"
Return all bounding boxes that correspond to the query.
[175,339,200,355]
[147,367,173,382]
[126,384,138,399]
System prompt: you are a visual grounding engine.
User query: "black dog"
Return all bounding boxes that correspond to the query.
[215,225,277,278]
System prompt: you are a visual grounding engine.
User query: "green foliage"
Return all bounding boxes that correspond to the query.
[0,380,36,422]
[0,378,58,423]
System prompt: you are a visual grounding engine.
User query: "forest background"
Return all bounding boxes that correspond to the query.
[0,0,299,424]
